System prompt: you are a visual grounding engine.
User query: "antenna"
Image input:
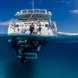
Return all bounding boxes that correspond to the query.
[32,0,34,11]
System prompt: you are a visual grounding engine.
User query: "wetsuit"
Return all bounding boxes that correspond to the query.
[11,37,20,55]
[38,26,41,31]
[29,25,34,34]
[37,25,42,35]
[21,52,26,64]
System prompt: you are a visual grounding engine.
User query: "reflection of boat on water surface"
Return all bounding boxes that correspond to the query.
[8,0,57,36]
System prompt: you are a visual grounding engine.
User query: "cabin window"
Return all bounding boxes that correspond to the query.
[28,10,33,13]
[39,10,45,14]
[22,10,27,13]
[34,10,39,13]
[45,24,48,27]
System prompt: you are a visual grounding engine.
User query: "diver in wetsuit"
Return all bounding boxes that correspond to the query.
[9,37,20,55]
[37,21,42,35]
[38,25,42,35]
[20,51,26,65]
[17,48,27,66]
[29,23,35,34]
[29,38,43,53]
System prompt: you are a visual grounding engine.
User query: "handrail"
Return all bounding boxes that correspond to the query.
[15,9,47,15]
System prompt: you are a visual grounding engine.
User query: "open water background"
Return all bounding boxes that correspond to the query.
[0,35,78,78]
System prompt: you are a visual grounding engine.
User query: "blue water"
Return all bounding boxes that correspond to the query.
[0,35,78,78]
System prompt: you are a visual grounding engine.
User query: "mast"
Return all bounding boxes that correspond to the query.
[32,0,34,11]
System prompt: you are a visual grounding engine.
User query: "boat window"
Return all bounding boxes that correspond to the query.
[22,10,27,13]
[41,25,44,26]
[28,10,33,13]
[45,24,48,27]
[34,10,39,13]
[15,25,19,27]
[39,10,45,14]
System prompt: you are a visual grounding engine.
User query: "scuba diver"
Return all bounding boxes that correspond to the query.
[37,21,42,35]
[38,25,42,35]
[8,37,20,55]
[29,23,35,34]
[8,36,44,66]
[18,51,26,66]
[29,38,43,53]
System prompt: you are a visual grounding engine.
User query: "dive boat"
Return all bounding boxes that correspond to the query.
[8,3,57,36]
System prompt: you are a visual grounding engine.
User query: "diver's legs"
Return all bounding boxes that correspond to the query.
[18,52,26,66]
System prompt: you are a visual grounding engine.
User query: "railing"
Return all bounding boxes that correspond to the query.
[16,9,47,15]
